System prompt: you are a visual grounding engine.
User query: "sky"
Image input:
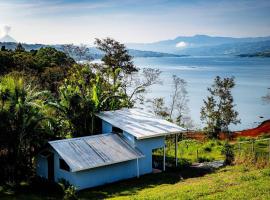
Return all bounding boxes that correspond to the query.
[0,0,270,44]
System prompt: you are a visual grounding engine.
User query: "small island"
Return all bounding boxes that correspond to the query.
[238,51,270,57]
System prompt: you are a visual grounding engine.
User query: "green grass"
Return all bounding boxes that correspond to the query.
[79,165,270,200]
[1,165,270,200]
[155,139,225,163]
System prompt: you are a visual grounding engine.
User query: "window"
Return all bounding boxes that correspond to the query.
[59,159,70,171]
[112,126,123,134]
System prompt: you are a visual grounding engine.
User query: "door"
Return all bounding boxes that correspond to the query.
[47,153,54,181]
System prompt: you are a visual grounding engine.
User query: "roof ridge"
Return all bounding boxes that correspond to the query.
[48,133,113,144]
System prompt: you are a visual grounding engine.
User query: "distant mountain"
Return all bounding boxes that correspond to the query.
[0,42,183,59]
[0,34,16,43]
[177,40,270,56]
[127,35,270,55]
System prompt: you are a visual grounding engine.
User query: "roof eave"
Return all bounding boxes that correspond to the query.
[136,130,187,140]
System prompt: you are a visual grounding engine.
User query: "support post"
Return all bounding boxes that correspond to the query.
[175,133,178,167]
[163,145,166,171]
[136,158,139,178]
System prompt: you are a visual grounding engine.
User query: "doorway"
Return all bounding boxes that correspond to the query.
[152,148,163,172]
[47,153,54,181]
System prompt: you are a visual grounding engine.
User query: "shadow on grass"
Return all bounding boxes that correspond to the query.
[0,177,63,200]
[0,159,216,200]
[78,166,215,200]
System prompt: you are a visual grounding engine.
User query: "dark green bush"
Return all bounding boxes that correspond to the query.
[197,156,214,163]
[221,141,234,165]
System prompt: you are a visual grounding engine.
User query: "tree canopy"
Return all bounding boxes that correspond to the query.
[200,76,240,138]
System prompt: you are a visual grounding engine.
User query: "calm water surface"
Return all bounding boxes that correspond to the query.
[134,56,270,130]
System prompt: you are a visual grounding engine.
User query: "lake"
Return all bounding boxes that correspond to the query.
[133,56,270,130]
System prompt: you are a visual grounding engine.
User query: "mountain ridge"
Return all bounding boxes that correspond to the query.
[127,35,270,55]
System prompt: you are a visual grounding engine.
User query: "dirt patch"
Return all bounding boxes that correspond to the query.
[184,120,270,140]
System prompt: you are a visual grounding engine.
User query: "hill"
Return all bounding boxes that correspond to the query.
[0,34,16,43]
[234,120,270,138]
[0,42,183,59]
[127,35,270,56]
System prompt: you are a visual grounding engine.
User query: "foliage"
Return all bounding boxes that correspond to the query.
[169,75,192,128]
[95,37,137,75]
[201,76,240,138]
[148,97,170,118]
[163,139,225,163]
[58,179,78,200]
[0,74,56,183]
[0,44,75,95]
[50,64,129,137]
[221,141,235,165]
[63,186,78,200]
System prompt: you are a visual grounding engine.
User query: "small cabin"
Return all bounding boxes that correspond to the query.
[36,109,185,190]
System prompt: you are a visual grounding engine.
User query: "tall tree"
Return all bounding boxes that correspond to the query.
[15,43,25,52]
[0,74,54,182]
[95,38,137,75]
[169,75,190,127]
[94,38,160,107]
[200,76,240,138]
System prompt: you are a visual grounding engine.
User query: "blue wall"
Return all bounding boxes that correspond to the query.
[101,119,165,175]
[37,148,140,190]
[36,119,166,190]
[102,120,112,133]
[135,137,165,174]
[36,155,48,179]
[72,159,138,190]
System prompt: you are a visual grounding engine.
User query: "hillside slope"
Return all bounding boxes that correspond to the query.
[234,120,270,138]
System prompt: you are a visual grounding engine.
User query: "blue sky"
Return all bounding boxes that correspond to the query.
[0,0,270,44]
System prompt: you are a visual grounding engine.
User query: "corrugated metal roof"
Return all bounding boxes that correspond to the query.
[95,108,186,139]
[49,133,144,172]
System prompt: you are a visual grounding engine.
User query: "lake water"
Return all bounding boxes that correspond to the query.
[133,56,270,130]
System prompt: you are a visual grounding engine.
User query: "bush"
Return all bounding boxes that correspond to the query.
[63,186,77,200]
[177,158,192,169]
[203,146,212,152]
[58,179,77,200]
[221,141,234,165]
[197,156,214,163]
[261,168,270,177]
[234,152,269,169]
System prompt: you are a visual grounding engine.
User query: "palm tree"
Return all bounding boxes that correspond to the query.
[0,75,54,182]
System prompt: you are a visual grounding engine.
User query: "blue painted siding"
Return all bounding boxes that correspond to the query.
[101,119,165,175]
[72,159,138,190]
[37,148,140,190]
[54,150,76,184]
[36,155,48,179]
[102,120,112,133]
[135,136,165,174]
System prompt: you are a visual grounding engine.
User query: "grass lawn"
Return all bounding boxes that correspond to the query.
[1,165,270,200]
[155,139,225,163]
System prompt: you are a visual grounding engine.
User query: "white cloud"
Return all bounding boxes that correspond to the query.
[176,41,188,48]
